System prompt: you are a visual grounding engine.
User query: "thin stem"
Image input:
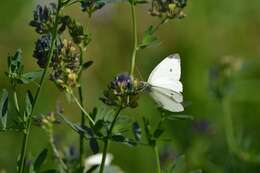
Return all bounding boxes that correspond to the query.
[222,97,238,154]
[78,47,85,168]
[129,3,138,77]
[154,145,161,173]
[99,107,122,173]
[18,2,62,172]
[49,129,68,172]
[71,92,95,125]
[153,16,168,32]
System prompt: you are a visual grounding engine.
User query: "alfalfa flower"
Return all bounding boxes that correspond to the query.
[80,0,106,16]
[64,16,91,49]
[150,0,187,19]
[30,3,57,34]
[33,34,63,68]
[50,39,81,92]
[100,74,145,108]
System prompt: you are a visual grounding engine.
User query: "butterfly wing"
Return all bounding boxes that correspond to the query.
[147,54,184,112]
[150,78,183,92]
[150,86,184,112]
[148,54,181,86]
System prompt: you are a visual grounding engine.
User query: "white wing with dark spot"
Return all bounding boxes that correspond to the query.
[148,54,181,84]
[148,54,184,112]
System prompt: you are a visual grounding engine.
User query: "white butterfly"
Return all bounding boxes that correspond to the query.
[84,153,113,172]
[147,54,184,112]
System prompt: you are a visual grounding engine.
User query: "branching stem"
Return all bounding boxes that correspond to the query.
[99,107,122,173]
[18,1,62,172]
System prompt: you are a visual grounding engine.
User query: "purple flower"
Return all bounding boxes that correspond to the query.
[101,74,145,108]
[33,34,63,68]
[30,3,57,34]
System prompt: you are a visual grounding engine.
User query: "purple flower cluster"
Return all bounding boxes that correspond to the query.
[150,0,187,19]
[33,34,63,68]
[80,0,105,16]
[30,3,57,34]
[101,74,145,108]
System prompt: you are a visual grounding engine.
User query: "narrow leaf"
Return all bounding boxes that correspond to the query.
[153,128,164,139]
[21,70,43,84]
[139,25,160,49]
[166,114,194,121]
[25,90,34,116]
[111,134,126,142]
[0,89,9,129]
[82,61,93,70]
[143,117,152,140]
[34,148,48,172]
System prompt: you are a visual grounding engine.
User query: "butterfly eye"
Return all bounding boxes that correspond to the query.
[170,68,173,72]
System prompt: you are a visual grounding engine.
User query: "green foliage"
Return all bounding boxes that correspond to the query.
[82,61,94,71]
[33,149,48,173]
[25,90,34,116]
[0,89,9,129]
[65,16,91,49]
[5,49,43,87]
[139,25,160,49]
[3,0,260,173]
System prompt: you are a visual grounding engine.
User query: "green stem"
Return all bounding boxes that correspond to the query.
[222,98,260,163]
[78,47,85,168]
[129,3,138,77]
[222,97,238,154]
[153,16,168,32]
[18,2,62,172]
[71,92,95,125]
[99,107,122,173]
[13,91,20,113]
[154,145,161,173]
[49,129,68,172]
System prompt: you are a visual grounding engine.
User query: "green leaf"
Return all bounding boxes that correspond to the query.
[21,70,43,84]
[93,120,106,135]
[143,117,152,141]
[82,61,94,70]
[59,113,85,135]
[153,128,164,139]
[34,148,48,172]
[139,25,160,49]
[25,90,34,116]
[111,134,126,142]
[132,122,141,141]
[166,114,194,121]
[90,107,98,120]
[0,89,9,129]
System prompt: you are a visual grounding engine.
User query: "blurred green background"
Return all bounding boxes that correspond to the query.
[1,0,260,172]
